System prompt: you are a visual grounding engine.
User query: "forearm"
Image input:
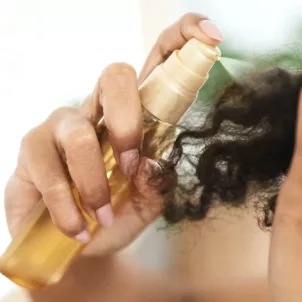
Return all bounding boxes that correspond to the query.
[28,254,190,302]
[2,262,270,302]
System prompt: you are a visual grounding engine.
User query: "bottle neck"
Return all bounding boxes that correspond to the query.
[139,38,221,125]
[139,64,201,125]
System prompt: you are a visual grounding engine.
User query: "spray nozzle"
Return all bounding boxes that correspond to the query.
[139,38,221,124]
[177,38,221,77]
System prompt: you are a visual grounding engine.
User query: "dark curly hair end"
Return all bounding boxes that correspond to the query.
[163,68,302,229]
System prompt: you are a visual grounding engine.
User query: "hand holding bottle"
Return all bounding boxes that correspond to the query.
[4,13,222,256]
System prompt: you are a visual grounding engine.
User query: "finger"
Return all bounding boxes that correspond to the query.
[83,158,177,256]
[269,89,302,299]
[80,90,103,127]
[100,63,143,176]
[138,12,223,85]
[52,108,112,227]
[21,125,90,242]
[5,173,41,236]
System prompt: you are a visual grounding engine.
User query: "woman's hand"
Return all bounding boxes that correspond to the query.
[269,89,302,302]
[4,13,222,256]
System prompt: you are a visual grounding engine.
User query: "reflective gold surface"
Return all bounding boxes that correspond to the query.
[0,37,220,291]
[0,109,173,290]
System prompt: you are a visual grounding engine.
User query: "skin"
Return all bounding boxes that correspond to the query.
[3,12,302,302]
[5,13,221,248]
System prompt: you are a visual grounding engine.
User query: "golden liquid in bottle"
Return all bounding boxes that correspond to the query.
[0,108,174,290]
[0,37,221,291]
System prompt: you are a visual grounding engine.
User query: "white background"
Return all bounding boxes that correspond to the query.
[0,0,301,298]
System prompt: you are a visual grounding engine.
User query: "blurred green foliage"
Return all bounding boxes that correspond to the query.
[197,22,302,105]
[69,23,301,108]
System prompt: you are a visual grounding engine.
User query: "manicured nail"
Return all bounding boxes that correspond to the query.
[74,230,91,244]
[199,20,223,41]
[119,149,140,177]
[96,204,114,227]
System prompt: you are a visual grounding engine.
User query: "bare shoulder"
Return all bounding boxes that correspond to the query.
[170,206,270,301]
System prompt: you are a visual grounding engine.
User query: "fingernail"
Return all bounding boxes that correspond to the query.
[96,204,114,227]
[199,20,223,41]
[119,149,139,177]
[74,230,91,244]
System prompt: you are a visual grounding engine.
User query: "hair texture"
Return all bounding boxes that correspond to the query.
[162,67,302,229]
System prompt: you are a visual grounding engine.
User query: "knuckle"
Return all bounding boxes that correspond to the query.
[156,29,172,54]
[43,182,85,236]
[71,129,96,147]
[47,106,78,121]
[101,62,136,85]
[64,130,97,158]
[56,215,85,237]
[21,126,44,150]
[82,185,109,209]
[4,174,16,202]
[43,179,70,198]
[103,62,136,76]
[20,130,34,149]
[58,114,95,148]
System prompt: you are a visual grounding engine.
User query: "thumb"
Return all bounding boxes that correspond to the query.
[83,158,176,257]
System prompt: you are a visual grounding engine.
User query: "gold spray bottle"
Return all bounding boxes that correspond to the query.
[0,38,221,290]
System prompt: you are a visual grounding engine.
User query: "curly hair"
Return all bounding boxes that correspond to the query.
[162,67,302,229]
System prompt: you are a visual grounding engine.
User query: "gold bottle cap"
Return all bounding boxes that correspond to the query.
[139,38,221,124]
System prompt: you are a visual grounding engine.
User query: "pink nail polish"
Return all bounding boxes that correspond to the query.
[119,149,140,177]
[74,230,91,244]
[96,204,114,227]
[199,20,223,41]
